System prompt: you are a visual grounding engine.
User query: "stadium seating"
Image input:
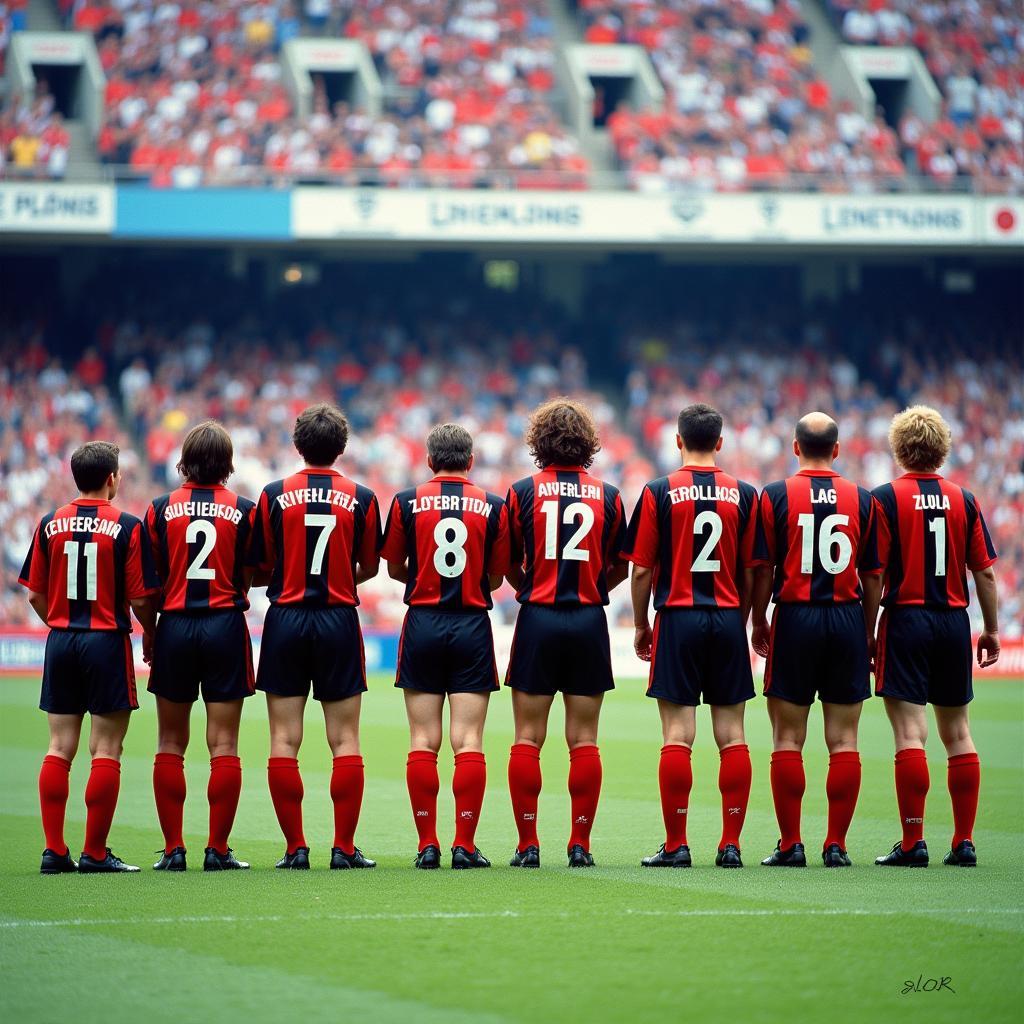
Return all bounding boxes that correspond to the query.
[3,298,1019,638]
[581,0,909,192]
[826,0,1023,190]
[85,0,588,187]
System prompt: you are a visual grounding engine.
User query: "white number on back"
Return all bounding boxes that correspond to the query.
[433,518,468,578]
[64,540,98,600]
[185,520,217,580]
[691,510,723,572]
[542,500,594,561]
[796,513,852,575]
[928,517,947,577]
[304,513,336,576]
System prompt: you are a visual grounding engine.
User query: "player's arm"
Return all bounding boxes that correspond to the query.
[27,591,49,626]
[630,564,654,662]
[130,593,158,635]
[607,558,629,591]
[488,573,504,592]
[860,572,883,668]
[387,558,409,584]
[750,566,773,658]
[355,494,382,585]
[972,565,1000,667]
[244,566,273,589]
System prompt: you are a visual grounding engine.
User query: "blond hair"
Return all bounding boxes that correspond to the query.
[888,405,951,473]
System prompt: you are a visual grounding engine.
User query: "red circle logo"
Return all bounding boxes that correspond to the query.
[994,208,1016,232]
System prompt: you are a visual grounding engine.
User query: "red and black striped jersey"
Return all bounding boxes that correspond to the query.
[506,466,626,606]
[18,498,159,631]
[757,470,880,604]
[145,483,257,612]
[247,468,380,607]
[872,473,997,608]
[380,477,511,610]
[623,466,760,609]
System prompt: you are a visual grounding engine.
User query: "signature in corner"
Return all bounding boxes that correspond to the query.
[902,975,955,995]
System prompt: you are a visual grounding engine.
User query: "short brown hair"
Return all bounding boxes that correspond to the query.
[71,441,120,493]
[176,420,234,485]
[526,397,601,469]
[888,405,952,473]
[293,402,349,466]
[427,423,473,472]
[677,403,723,453]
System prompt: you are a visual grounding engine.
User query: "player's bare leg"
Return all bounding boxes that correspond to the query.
[38,713,83,873]
[508,690,554,866]
[762,697,810,867]
[323,695,374,868]
[78,710,139,872]
[153,696,191,870]
[564,693,603,867]
[201,699,247,870]
[405,690,445,867]
[876,697,930,866]
[449,692,491,868]
[820,702,862,866]
[710,702,751,867]
[266,693,310,867]
[642,701,696,867]
[934,704,979,866]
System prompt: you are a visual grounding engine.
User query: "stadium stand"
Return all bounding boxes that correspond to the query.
[2,267,1019,637]
[1,81,71,180]
[826,0,1023,190]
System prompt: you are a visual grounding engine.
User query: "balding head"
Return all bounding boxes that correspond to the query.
[794,412,839,463]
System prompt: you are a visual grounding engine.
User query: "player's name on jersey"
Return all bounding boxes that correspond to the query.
[408,495,491,517]
[913,493,951,510]
[276,488,358,512]
[537,480,601,500]
[163,501,244,524]
[811,488,838,504]
[45,516,122,538]
[668,484,740,505]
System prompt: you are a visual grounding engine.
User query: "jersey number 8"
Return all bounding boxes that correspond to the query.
[433,518,469,579]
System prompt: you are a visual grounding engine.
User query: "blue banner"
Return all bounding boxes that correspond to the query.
[114,186,291,240]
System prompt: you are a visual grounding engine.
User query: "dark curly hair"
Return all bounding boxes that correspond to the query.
[526,397,601,469]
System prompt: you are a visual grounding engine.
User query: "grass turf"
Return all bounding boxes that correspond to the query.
[1,673,1021,1024]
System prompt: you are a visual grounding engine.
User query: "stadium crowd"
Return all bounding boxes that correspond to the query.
[827,0,1024,189]
[2,284,1019,638]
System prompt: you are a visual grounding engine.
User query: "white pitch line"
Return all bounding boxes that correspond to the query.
[1,907,1020,930]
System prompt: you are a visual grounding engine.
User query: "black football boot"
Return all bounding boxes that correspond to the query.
[943,840,977,867]
[204,848,249,871]
[153,847,187,871]
[415,845,441,870]
[875,840,929,867]
[451,846,491,869]
[641,843,692,868]
[715,844,743,868]
[822,843,852,868]
[509,845,540,868]
[331,847,376,869]
[761,842,807,867]
[78,849,140,873]
[275,846,310,870]
[567,844,595,868]
[40,848,77,875]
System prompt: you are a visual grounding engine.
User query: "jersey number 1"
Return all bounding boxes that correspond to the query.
[64,540,98,600]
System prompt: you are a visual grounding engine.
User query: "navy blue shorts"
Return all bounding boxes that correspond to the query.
[764,603,870,706]
[41,630,138,715]
[876,606,973,707]
[506,603,614,697]
[257,604,366,702]
[649,607,754,707]
[148,610,255,704]
[396,608,498,695]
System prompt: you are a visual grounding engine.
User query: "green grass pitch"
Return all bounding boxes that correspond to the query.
[1,673,1021,1023]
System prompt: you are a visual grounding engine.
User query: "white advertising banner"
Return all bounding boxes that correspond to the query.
[292,188,994,246]
[979,197,1024,245]
[0,183,115,234]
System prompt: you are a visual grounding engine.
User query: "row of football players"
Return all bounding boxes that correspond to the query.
[21,398,1000,873]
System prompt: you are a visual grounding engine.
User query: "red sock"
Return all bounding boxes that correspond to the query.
[39,754,71,855]
[825,751,861,851]
[207,755,242,855]
[406,750,440,852]
[83,757,121,861]
[568,745,602,852]
[153,752,186,853]
[453,751,486,852]
[267,757,306,853]
[331,755,364,854]
[718,743,752,850]
[947,752,980,847]
[894,747,929,851]
[508,743,542,852]
[658,744,692,850]
[769,750,805,849]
